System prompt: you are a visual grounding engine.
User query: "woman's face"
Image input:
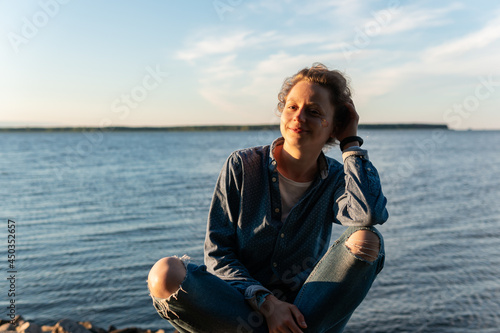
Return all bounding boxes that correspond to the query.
[280,80,335,152]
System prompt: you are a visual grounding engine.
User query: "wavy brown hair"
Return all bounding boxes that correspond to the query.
[277,63,352,145]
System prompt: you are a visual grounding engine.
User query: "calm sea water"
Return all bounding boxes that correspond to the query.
[1,129,499,332]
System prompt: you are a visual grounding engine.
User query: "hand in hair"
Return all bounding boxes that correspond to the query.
[336,99,359,143]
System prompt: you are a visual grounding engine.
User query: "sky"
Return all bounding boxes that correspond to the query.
[1,0,499,130]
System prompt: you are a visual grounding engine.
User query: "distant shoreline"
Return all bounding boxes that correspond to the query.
[0,123,449,132]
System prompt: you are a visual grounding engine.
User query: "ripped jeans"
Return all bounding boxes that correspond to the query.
[150,226,385,333]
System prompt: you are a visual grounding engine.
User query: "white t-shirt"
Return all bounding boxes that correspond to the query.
[278,173,313,222]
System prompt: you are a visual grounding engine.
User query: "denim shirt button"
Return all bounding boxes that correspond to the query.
[273,262,278,268]
[280,233,285,238]
[275,208,280,213]
[272,177,277,182]
[272,160,277,166]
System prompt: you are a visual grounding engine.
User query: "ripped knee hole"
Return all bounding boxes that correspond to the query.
[345,231,380,262]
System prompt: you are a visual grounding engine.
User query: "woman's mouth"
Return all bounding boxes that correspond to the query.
[290,127,306,133]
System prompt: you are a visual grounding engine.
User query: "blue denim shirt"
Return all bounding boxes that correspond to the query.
[204,137,388,300]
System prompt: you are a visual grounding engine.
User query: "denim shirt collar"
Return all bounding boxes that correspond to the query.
[269,137,329,180]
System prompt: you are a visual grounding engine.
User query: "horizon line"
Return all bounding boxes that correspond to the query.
[0,123,451,132]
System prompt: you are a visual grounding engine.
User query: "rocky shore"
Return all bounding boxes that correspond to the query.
[0,316,168,333]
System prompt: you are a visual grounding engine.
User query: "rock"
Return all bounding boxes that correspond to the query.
[17,322,42,333]
[12,316,24,326]
[76,322,91,330]
[53,319,91,333]
[109,328,141,333]
[76,322,106,333]
[0,318,160,333]
[0,322,16,331]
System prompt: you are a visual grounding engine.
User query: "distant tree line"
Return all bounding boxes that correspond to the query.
[0,123,449,132]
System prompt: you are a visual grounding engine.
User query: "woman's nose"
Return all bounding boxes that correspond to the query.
[293,108,306,122]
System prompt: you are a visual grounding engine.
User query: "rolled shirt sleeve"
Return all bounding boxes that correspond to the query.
[334,147,389,226]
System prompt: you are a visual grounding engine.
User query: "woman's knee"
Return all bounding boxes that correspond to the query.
[345,229,381,262]
[148,256,186,299]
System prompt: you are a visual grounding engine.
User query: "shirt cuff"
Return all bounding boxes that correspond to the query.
[245,285,272,311]
[342,147,369,162]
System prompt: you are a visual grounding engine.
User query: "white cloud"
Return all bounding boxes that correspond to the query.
[196,52,339,120]
[199,87,239,116]
[176,2,500,129]
[242,52,314,96]
[347,20,500,112]
[336,6,500,102]
[253,52,311,74]
[423,12,500,60]
[176,31,252,61]
[246,0,362,19]
[292,0,361,17]
[176,30,281,62]
[196,54,251,118]
[375,3,460,36]
[200,54,245,81]
[320,3,460,62]
[279,33,333,48]
[245,1,288,14]
[176,29,337,64]
[352,62,415,103]
[249,51,346,81]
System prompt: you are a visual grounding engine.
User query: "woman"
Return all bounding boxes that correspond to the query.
[148,63,388,333]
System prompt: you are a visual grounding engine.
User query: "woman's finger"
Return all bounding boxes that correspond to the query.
[290,306,307,331]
